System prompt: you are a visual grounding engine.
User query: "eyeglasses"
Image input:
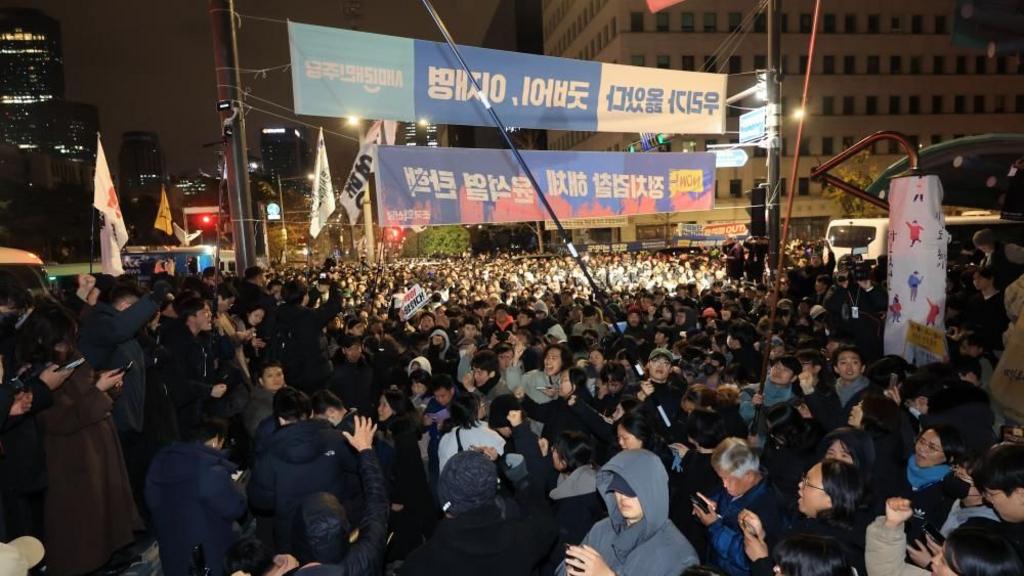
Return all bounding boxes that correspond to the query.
[799,475,826,492]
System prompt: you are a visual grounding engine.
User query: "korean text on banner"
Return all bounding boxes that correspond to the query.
[884,174,948,364]
[93,136,127,275]
[289,22,727,135]
[340,121,381,225]
[374,147,716,227]
[399,284,430,320]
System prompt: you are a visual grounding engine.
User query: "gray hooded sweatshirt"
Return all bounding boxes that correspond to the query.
[557,449,699,576]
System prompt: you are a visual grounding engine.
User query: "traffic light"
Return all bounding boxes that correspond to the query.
[386,227,403,243]
[655,133,672,152]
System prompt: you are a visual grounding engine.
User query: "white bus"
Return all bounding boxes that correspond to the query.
[825,213,1023,263]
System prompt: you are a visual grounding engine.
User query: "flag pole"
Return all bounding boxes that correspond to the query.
[89,208,95,275]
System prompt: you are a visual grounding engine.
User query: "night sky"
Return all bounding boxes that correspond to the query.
[1,0,503,175]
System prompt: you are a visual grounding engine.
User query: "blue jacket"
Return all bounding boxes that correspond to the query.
[708,479,784,576]
[145,442,246,576]
[248,418,359,552]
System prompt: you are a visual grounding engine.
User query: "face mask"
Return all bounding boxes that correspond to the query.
[942,473,971,500]
[908,406,922,418]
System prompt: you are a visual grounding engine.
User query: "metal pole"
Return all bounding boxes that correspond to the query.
[277,175,288,262]
[209,0,256,271]
[766,0,782,273]
[362,180,376,265]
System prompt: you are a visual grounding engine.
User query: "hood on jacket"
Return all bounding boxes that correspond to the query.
[429,329,452,357]
[268,419,332,465]
[408,356,433,376]
[597,449,670,541]
[550,465,598,501]
[292,492,351,565]
[147,442,235,488]
[546,323,568,344]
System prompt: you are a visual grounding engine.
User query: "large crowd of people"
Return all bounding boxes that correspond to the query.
[0,230,1023,576]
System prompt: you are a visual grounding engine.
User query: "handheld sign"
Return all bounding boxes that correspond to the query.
[400,284,430,321]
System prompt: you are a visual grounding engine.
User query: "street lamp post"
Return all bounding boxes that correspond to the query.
[276,175,288,262]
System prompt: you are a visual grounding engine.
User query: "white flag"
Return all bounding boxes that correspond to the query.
[339,121,381,225]
[93,135,128,274]
[309,128,336,239]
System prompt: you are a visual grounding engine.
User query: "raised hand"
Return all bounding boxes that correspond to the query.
[884,497,914,529]
[342,415,377,452]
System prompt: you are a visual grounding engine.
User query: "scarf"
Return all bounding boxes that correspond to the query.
[906,455,950,491]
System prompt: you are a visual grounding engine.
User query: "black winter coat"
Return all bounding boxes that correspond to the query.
[328,357,377,418]
[248,418,360,552]
[274,288,341,392]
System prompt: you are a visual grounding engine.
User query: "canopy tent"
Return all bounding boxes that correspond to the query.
[865,133,1024,210]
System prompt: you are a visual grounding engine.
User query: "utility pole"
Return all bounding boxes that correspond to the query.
[766,0,782,272]
[276,175,288,262]
[209,0,257,271]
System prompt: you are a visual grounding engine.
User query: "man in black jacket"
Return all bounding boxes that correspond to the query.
[274,279,341,394]
[328,334,376,417]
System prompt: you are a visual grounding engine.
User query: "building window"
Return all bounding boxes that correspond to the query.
[780,12,789,33]
[844,14,857,33]
[911,15,923,33]
[866,96,878,114]
[995,95,1006,113]
[704,55,716,71]
[799,139,810,155]
[867,14,880,33]
[822,137,834,155]
[630,12,644,32]
[800,13,813,32]
[997,56,1008,74]
[889,95,901,114]
[799,55,809,74]
[822,96,834,116]
[931,134,943,145]
[704,139,718,150]
[656,12,670,31]
[754,54,767,70]
[823,55,835,74]
[935,15,947,34]
[824,13,836,32]
[703,13,717,32]
[974,95,985,113]
[729,179,743,198]
[932,95,943,114]
[843,96,855,115]
[611,17,617,37]
[975,55,986,74]
[754,13,766,33]
[728,12,742,32]
[781,56,789,74]
[1018,94,1024,113]
[954,95,966,113]
[631,54,645,66]
[843,136,856,148]
[888,140,901,154]
[798,178,810,196]
[956,56,967,74]
[910,57,922,74]
[933,56,945,74]
[890,55,902,74]
[681,55,696,70]
[681,12,695,32]
[657,55,671,69]
[728,55,742,73]
[908,96,920,114]
[867,56,880,74]
[890,15,902,32]
[844,55,856,74]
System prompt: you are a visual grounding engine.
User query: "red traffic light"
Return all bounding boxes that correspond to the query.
[201,215,212,225]
[388,228,401,240]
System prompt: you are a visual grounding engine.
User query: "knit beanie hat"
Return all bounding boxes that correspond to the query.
[438,450,497,515]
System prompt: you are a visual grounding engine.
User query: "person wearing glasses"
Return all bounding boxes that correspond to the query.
[904,425,966,547]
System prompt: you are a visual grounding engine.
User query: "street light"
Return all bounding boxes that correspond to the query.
[791,108,806,120]
[346,116,360,126]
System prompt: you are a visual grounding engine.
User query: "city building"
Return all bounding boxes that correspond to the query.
[0,7,99,163]
[541,0,1024,243]
[119,131,166,190]
[259,127,310,180]
[402,120,441,147]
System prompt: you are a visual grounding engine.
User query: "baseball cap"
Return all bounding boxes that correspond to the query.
[649,348,673,362]
[809,304,828,320]
[606,471,636,497]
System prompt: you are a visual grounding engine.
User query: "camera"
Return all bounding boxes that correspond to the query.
[837,254,872,282]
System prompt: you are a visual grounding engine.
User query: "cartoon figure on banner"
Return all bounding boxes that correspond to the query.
[908,271,923,302]
[889,295,902,323]
[906,220,924,247]
[913,180,925,202]
[925,298,941,327]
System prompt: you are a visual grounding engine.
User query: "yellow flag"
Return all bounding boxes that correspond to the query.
[154,186,173,235]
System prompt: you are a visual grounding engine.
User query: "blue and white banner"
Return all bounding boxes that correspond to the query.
[289,22,727,135]
[374,146,715,227]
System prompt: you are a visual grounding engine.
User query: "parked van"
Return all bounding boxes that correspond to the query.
[0,247,50,296]
[825,213,1021,263]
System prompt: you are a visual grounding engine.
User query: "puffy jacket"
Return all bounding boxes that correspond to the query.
[145,442,246,576]
[707,479,783,576]
[274,287,341,392]
[558,449,699,576]
[248,418,359,552]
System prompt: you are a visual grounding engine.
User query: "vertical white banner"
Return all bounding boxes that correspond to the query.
[884,174,948,363]
[309,128,336,239]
